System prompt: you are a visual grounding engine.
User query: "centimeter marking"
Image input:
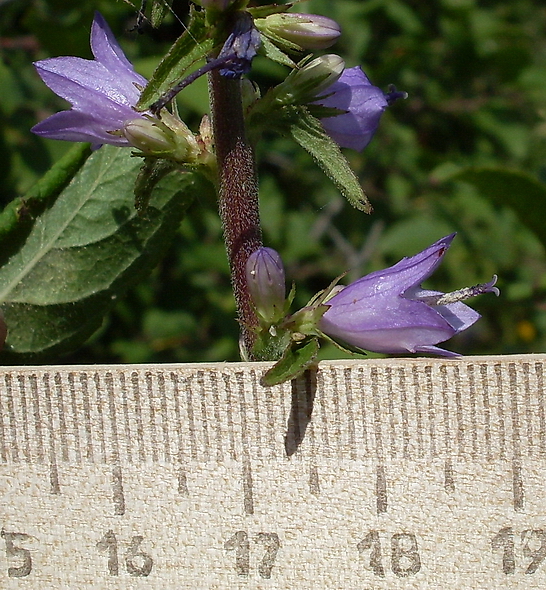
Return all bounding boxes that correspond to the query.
[0,354,546,588]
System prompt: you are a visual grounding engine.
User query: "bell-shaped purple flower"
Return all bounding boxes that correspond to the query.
[31,12,147,148]
[314,66,406,151]
[318,234,499,356]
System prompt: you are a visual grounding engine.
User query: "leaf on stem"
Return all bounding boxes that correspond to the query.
[0,145,197,360]
[283,106,372,213]
[260,336,319,386]
[137,7,215,110]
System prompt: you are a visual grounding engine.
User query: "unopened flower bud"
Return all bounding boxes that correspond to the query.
[255,13,341,50]
[123,118,181,155]
[273,54,345,106]
[123,113,207,165]
[246,248,286,324]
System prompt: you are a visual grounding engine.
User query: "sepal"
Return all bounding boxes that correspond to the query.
[260,336,319,387]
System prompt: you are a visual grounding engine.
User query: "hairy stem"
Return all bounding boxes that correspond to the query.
[208,70,262,358]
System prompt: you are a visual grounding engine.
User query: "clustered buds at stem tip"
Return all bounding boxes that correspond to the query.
[246,248,286,324]
[255,13,341,50]
[317,234,499,357]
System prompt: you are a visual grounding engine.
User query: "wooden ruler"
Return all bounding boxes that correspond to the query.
[1,355,546,588]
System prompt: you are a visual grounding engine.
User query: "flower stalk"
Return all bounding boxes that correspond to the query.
[208,69,262,358]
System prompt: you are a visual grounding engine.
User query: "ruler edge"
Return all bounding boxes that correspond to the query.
[1,352,545,375]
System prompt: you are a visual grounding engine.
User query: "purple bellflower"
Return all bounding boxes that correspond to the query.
[31,12,147,148]
[318,234,499,356]
[314,66,406,151]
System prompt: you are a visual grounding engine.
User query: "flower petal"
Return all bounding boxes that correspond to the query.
[316,66,389,151]
[31,110,131,146]
[319,296,457,354]
[325,234,456,306]
[90,12,140,76]
[34,57,142,110]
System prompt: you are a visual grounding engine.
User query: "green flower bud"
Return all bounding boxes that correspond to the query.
[123,117,183,156]
[271,54,345,106]
[255,13,341,51]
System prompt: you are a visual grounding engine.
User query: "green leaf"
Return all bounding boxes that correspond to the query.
[284,106,371,213]
[260,337,320,386]
[0,143,92,266]
[258,35,297,68]
[452,167,546,248]
[0,145,197,361]
[151,0,173,28]
[137,8,215,110]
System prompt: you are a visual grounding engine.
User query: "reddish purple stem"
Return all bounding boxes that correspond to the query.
[208,69,262,358]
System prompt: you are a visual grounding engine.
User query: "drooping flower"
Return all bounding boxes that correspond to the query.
[246,247,286,324]
[313,66,406,151]
[31,12,148,148]
[318,234,499,356]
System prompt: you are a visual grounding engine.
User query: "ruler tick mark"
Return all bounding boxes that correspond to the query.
[131,372,146,463]
[342,368,357,461]
[411,366,424,458]
[16,374,31,463]
[158,373,171,462]
[425,366,437,457]
[494,364,507,460]
[3,374,18,463]
[398,367,409,459]
[119,372,133,464]
[93,373,107,464]
[29,374,44,463]
[376,464,387,514]
[67,373,82,464]
[210,372,223,462]
[454,366,464,458]
[237,372,254,515]
[54,373,69,463]
[479,364,493,461]
[197,371,210,460]
[536,362,546,456]
[43,374,60,495]
[79,373,94,462]
[145,372,159,463]
[467,364,478,459]
[522,363,533,454]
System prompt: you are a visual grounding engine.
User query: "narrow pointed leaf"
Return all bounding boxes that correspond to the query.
[0,145,200,361]
[258,35,297,68]
[285,106,371,213]
[137,8,214,110]
[260,337,320,386]
[151,0,174,28]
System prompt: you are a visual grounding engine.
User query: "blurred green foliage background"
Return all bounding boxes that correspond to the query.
[1,0,546,364]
